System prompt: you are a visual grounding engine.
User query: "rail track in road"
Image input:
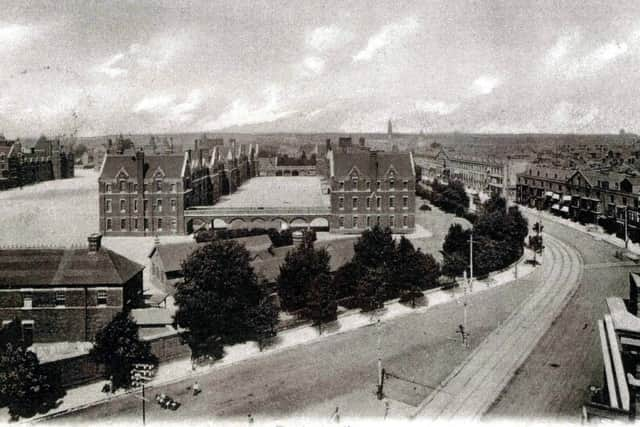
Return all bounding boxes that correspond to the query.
[413,233,584,420]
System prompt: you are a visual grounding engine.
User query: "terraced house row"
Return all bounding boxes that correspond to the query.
[517,165,640,240]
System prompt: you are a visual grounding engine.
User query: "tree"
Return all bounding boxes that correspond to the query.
[353,225,396,270]
[175,240,269,357]
[306,259,338,331]
[395,237,440,306]
[90,312,156,390]
[247,296,279,351]
[277,240,330,312]
[333,260,362,300]
[0,321,64,419]
[356,267,388,312]
[73,143,88,158]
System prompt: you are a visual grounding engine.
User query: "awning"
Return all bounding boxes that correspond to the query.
[561,206,569,213]
[551,204,560,210]
[563,195,572,202]
[545,191,553,197]
[552,193,560,200]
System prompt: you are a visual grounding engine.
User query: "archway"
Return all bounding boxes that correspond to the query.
[290,218,309,228]
[310,217,329,228]
[229,218,247,230]
[212,218,228,229]
[292,170,299,176]
[251,218,266,229]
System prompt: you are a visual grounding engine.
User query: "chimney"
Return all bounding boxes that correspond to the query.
[88,233,102,253]
[136,149,145,194]
[292,230,305,247]
[359,137,366,147]
[325,139,332,152]
[369,150,378,179]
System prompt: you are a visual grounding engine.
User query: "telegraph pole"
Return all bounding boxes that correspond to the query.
[376,319,384,400]
[469,231,474,290]
[625,205,629,249]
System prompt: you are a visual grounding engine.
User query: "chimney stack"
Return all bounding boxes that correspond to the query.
[88,233,102,253]
[136,149,145,194]
[369,150,378,179]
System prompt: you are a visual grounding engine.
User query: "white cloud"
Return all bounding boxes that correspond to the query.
[133,94,176,113]
[168,90,205,123]
[0,22,33,51]
[415,99,459,115]
[93,53,128,78]
[545,32,581,66]
[564,41,628,79]
[302,56,326,75]
[470,75,501,95]
[130,35,185,69]
[204,85,295,130]
[353,17,420,62]
[307,26,353,52]
[551,101,599,130]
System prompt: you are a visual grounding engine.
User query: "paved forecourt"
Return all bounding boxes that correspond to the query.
[413,232,584,420]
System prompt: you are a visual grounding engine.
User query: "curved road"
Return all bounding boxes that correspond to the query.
[414,233,584,420]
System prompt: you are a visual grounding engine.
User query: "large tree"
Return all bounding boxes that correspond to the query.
[247,296,280,351]
[175,240,270,357]
[306,261,338,330]
[395,237,440,306]
[277,241,330,312]
[356,267,388,312]
[90,312,156,390]
[0,321,64,419]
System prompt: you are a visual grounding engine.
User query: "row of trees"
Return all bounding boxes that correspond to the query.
[417,179,470,216]
[279,226,441,325]
[441,194,529,278]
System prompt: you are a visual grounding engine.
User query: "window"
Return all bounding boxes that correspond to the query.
[376,216,381,225]
[119,181,126,192]
[403,215,408,227]
[623,197,628,206]
[144,199,149,212]
[21,321,34,347]
[376,181,381,190]
[158,218,163,230]
[134,218,139,230]
[610,195,615,203]
[105,199,112,213]
[403,180,408,190]
[155,180,162,192]
[352,197,358,210]
[366,216,371,227]
[171,219,177,231]
[144,184,149,193]
[106,218,112,231]
[171,184,176,192]
[120,219,126,230]
[352,177,358,190]
[171,199,176,211]
[366,197,371,209]
[366,181,371,190]
[339,197,344,209]
[144,218,149,231]
[376,196,381,209]
[22,293,32,309]
[389,196,395,208]
[339,181,344,191]
[339,216,345,228]
[353,216,358,228]
[133,199,138,212]
[120,199,126,212]
[389,179,395,190]
[97,290,108,306]
[106,184,112,193]
[134,184,138,192]
[157,199,163,212]
[55,291,65,306]
[403,196,408,208]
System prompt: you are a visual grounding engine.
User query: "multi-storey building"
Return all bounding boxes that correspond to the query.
[516,165,574,210]
[447,154,527,200]
[413,147,448,181]
[0,137,74,191]
[98,141,258,236]
[327,148,416,233]
[0,234,143,344]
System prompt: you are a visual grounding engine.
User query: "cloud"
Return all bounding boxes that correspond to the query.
[545,32,581,66]
[0,22,33,51]
[564,41,628,78]
[551,101,599,130]
[93,53,128,78]
[133,94,176,113]
[302,56,326,75]
[415,99,460,115]
[470,75,501,95]
[353,17,420,62]
[307,26,353,52]
[168,90,205,123]
[204,85,295,130]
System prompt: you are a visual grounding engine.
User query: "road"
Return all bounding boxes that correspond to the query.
[485,212,637,420]
[58,267,539,424]
[413,232,583,419]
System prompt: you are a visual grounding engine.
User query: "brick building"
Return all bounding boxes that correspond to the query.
[327,148,416,233]
[516,165,574,210]
[98,141,258,236]
[0,234,143,344]
[447,154,527,200]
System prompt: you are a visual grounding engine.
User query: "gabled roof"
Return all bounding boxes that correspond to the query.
[331,151,414,178]
[0,247,144,287]
[99,153,186,181]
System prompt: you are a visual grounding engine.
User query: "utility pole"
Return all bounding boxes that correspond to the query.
[469,231,474,290]
[376,319,385,400]
[625,205,629,249]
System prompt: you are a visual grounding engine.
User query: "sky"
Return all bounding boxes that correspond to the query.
[2,0,640,137]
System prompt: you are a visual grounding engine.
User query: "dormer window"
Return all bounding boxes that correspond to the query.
[339,181,344,191]
[155,180,162,192]
[351,176,358,190]
[119,181,126,192]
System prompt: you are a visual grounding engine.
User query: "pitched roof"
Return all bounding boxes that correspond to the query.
[0,248,144,288]
[331,151,414,178]
[99,153,186,181]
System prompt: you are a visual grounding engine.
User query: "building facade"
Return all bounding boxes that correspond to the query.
[327,148,416,234]
[447,154,527,200]
[0,234,143,344]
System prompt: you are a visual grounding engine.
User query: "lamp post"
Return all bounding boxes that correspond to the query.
[376,319,385,400]
[625,205,629,249]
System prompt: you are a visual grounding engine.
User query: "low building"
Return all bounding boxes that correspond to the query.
[0,234,144,344]
[327,148,416,233]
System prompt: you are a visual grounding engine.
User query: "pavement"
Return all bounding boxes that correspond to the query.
[24,247,537,424]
